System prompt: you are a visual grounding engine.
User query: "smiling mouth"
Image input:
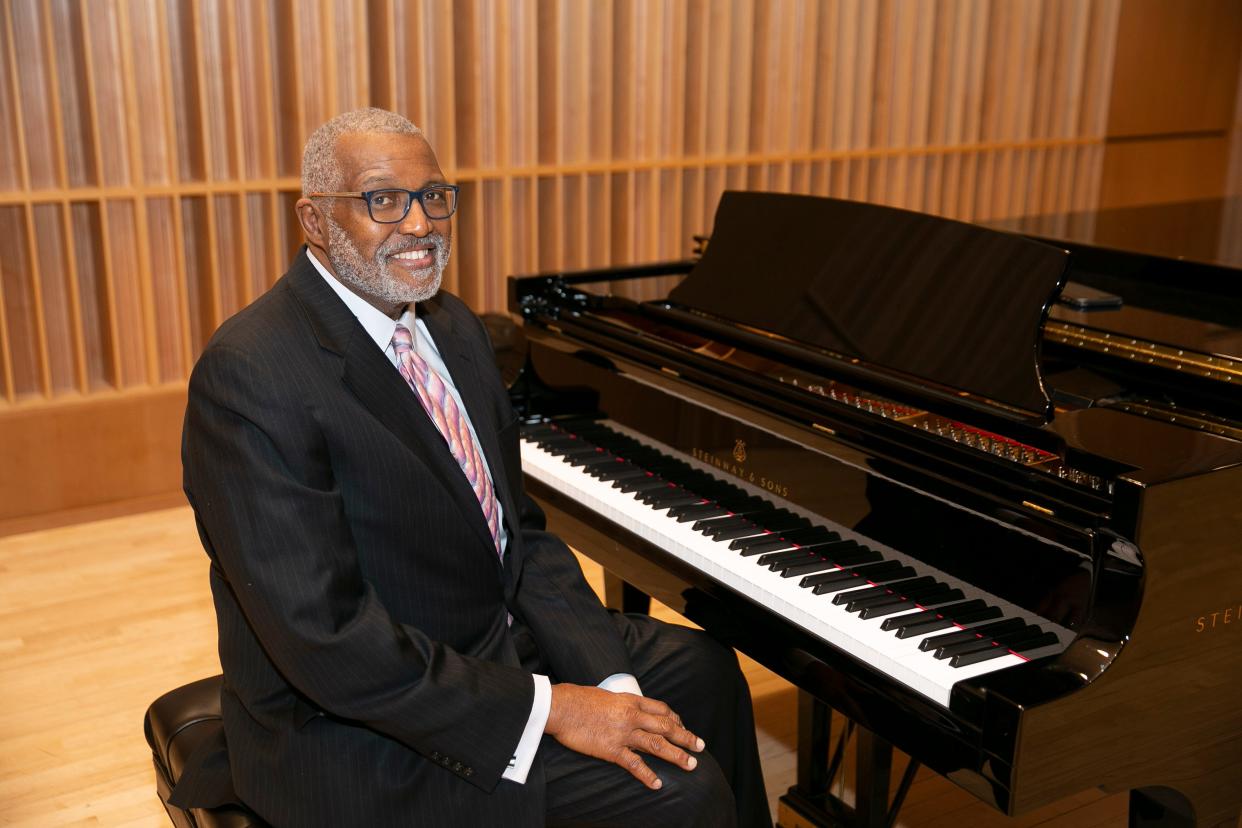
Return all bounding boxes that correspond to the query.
[389,248,434,267]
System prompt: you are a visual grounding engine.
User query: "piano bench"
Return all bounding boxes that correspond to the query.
[144,675,267,828]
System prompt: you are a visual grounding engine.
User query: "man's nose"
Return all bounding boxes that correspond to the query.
[397,200,432,237]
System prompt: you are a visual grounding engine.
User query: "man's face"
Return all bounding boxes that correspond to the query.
[321,131,452,315]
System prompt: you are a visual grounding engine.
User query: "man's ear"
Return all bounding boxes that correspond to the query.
[295,198,328,251]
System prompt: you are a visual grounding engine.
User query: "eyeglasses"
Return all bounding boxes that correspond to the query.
[309,184,459,223]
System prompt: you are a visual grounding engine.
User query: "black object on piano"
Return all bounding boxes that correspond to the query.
[505,192,1242,827]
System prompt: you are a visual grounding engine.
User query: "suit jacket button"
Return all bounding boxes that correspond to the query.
[464,767,474,777]
[452,761,463,772]
[430,751,442,761]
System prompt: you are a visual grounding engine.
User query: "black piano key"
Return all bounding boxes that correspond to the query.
[946,644,1011,667]
[586,462,636,480]
[810,566,917,595]
[1007,630,1061,654]
[657,497,706,512]
[735,536,793,557]
[812,545,880,567]
[832,576,936,606]
[801,560,905,589]
[779,559,844,578]
[730,526,835,551]
[768,544,869,572]
[637,487,693,506]
[557,444,605,458]
[618,477,668,493]
[918,617,1026,652]
[857,588,965,620]
[796,538,857,556]
[891,605,1006,639]
[654,496,705,513]
[568,452,615,468]
[597,466,648,482]
[706,523,765,542]
[842,580,945,612]
[879,599,986,632]
[759,514,813,533]
[668,504,730,522]
[880,599,989,634]
[934,638,1002,660]
[692,516,752,533]
[852,582,957,613]
[536,435,584,450]
[756,548,818,567]
[934,624,1044,660]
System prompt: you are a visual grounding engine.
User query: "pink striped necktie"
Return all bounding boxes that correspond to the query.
[392,323,501,557]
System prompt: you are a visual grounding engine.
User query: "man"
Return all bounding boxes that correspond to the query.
[176,107,769,827]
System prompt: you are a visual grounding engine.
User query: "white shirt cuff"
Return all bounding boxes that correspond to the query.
[502,672,642,785]
[502,674,551,784]
[598,672,643,696]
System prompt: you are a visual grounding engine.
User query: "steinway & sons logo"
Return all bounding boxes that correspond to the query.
[1195,602,1241,633]
[732,439,747,463]
[692,443,789,498]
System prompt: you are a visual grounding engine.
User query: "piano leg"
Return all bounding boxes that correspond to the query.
[778,692,902,828]
[602,570,652,614]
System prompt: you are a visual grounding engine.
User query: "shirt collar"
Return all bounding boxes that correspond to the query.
[306,248,402,353]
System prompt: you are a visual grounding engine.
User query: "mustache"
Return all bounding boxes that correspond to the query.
[378,234,446,258]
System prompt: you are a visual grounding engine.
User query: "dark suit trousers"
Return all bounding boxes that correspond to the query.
[514,612,772,828]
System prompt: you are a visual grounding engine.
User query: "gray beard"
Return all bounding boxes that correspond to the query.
[325,219,450,307]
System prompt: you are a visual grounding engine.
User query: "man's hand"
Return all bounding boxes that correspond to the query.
[545,683,705,790]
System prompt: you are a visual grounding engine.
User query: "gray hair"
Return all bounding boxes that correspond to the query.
[301,108,423,198]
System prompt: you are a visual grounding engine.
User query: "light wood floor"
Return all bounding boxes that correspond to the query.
[0,505,1134,827]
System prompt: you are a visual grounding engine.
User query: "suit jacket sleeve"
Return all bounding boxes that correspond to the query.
[184,338,533,792]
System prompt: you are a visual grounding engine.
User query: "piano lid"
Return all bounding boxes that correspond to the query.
[667,192,1070,421]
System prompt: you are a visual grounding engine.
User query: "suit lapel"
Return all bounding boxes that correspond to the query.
[286,255,502,564]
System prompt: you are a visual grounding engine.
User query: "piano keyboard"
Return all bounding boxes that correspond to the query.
[520,418,1072,708]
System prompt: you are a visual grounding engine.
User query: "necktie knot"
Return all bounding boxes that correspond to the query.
[392,324,414,355]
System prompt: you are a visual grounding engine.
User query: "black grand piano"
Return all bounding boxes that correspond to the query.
[503,192,1242,827]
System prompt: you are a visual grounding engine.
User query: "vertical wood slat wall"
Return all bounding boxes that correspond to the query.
[0,0,1123,411]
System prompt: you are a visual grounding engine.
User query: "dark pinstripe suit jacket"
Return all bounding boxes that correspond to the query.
[178,251,632,826]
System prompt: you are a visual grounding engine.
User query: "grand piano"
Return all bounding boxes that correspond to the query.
[502,192,1242,827]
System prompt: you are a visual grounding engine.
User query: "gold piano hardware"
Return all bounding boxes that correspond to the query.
[1194,604,1241,633]
[1110,400,1242,442]
[1045,321,1242,383]
[661,366,681,377]
[547,324,563,335]
[1022,500,1055,516]
[812,422,837,435]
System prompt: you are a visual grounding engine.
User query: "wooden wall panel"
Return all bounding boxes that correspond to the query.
[0,387,187,522]
[2,0,1238,521]
[1098,135,1233,209]
[1107,0,1242,138]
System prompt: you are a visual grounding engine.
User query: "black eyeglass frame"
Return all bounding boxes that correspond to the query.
[309,184,460,223]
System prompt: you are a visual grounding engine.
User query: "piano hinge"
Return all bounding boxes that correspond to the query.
[1022,500,1055,516]
[547,324,563,334]
[812,422,837,435]
[661,366,681,377]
